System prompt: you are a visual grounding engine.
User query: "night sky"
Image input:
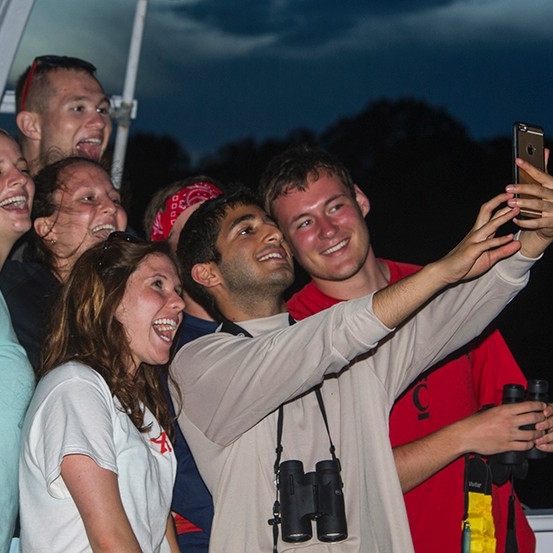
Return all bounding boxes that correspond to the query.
[1,0,552,160]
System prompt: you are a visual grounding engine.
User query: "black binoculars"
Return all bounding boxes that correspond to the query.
[278,459,347,543]
[490,380,549,484]
[500,380,549,462]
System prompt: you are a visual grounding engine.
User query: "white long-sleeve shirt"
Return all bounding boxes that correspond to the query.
[170,252,533,553]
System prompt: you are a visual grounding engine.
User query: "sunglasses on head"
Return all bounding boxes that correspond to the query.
[20,55,97,112]
[97,231,143,270]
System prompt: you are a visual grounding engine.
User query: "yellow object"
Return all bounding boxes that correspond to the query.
[462,490,496,553]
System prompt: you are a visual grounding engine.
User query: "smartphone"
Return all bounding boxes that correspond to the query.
[512,121,545,218]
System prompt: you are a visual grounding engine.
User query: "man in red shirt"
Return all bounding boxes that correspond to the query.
[259,145,553,553]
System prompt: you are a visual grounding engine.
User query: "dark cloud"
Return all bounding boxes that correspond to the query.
[161,0,349,45]
[159,0,452,48]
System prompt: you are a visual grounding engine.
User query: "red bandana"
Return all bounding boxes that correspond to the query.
[151,182,222,241]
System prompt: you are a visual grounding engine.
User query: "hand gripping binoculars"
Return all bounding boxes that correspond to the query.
[490,380,549,484]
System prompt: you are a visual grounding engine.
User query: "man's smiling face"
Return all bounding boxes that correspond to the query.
[272,171,371,284]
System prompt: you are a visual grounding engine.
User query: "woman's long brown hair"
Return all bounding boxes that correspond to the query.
[40,236,180,439]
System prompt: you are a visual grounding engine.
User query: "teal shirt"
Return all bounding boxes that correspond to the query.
[0,291,34,552]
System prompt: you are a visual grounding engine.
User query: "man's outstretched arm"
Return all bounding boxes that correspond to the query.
[372,193,521,329]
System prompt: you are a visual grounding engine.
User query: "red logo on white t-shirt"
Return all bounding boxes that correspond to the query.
[151,431,172,454]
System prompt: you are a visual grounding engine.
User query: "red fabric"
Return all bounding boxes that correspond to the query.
[173,513,203,535]
[287,259,535,553]
[150,182,222,241]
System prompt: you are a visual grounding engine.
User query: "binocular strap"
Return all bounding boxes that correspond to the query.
[220,317,344,552]
[268,387,342,552]
[462,454,496,553]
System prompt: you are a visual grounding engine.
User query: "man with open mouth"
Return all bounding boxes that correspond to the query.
[14,55,112,176]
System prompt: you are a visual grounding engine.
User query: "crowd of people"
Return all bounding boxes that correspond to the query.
[1,54,553,553]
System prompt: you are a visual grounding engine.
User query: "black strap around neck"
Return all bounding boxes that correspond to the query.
[220,314,341,552]
[220,317,254,338]
[220,315,336,457]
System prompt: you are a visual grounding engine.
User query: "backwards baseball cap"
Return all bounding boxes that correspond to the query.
[151,181,222,241]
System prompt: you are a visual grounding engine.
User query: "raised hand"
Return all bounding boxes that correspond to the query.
[433,192,521,286]
[371,193,520,329]
[507,157,553,257]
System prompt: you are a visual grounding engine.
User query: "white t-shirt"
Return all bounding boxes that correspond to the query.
[19,361,176,553]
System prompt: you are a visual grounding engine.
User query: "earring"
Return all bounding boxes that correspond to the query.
[49,238,57,245]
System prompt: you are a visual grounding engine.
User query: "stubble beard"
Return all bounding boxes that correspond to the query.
[222,260,294,311]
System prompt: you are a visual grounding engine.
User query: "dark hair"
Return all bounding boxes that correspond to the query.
[176,186,261,318]
[142,174,223,238]
[16,56,101,113]
[0,128,19,143]
[258,144,356,217]
[0,129,23,157]
[41,235,179,437]
[24,156,113,273]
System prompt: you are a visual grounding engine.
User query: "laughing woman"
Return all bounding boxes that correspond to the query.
[19,234,184,552]
[0,156,127,370]
[0,130,35,552]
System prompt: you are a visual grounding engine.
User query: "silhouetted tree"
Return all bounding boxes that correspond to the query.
[319,98,498,263]
[122,133,191,235]
[195,128,318,189]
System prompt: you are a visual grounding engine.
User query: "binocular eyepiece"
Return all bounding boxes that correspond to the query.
[278,459,347,543]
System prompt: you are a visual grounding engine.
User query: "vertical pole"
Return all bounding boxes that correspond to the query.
[111,0,148,188]
[0,0,36,98]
